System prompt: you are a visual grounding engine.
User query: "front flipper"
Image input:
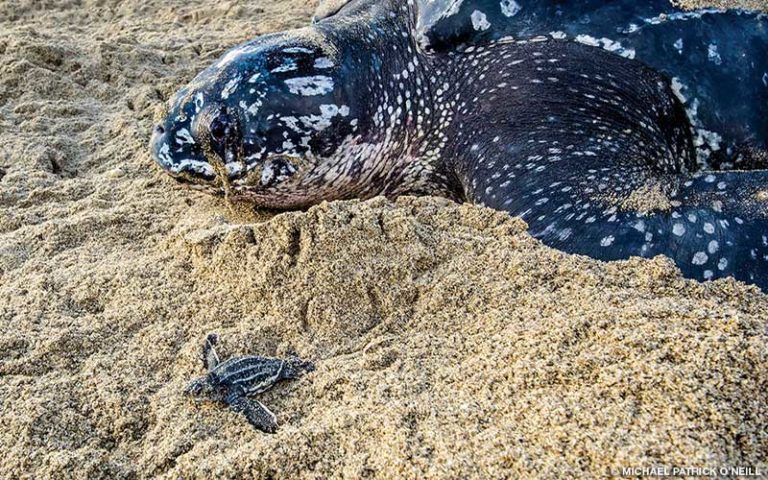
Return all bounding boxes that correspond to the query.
[201,333,220,371]
[227,395,279,433]
[453,40,768,290]
[464,135,768,289]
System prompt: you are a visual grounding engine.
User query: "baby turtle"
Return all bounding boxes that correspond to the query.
[185,334,314,433]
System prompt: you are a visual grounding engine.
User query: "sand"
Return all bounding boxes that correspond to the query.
[1,1,767,479]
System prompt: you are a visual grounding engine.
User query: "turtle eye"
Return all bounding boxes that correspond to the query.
[209,111,230,144]
[198,106,242,165]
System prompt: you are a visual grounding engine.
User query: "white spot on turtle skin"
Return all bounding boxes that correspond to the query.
[246,101,262,116]
[695,129,723,156]
[160,143,214,176]
[708,240,720,254]
[216,44,259,68]
[643,8,723,26]
[283,47,313,54]
[156,142,172,167]
[226,162,244,176]
[175,128,195,145]
[763,73,768,87]
[692,252,709,265]
[707,44,722,65]
[673,38,683,53]
[178,160,214,176]
[600,235,615,247]
[670,77,686,104]
[574,35,635,59]
[284,76,334,96]
[194,93,205,112]
[221,75,242,100]
[282,139,296,152]
[442,0,464,18]
[297,104,350,132]
[259,157,297,187]
[703,222,715,234]
[703,270,714,280]
[271,58,298,73]
[575,35,600,47]
[500,0,521,17]
[471,10,491,31]
[260,162,277,186]
[672,223,686,236]
[550,31,566,40]
[718,258,728,271]
[314,57,334,69]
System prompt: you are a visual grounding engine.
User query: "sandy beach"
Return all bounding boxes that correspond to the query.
[1,0,767,478]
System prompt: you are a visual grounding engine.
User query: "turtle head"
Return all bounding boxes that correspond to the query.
[151,29,366,208]
[184,373,228,402]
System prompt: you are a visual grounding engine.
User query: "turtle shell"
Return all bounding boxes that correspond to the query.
[311,0,768,167]
[411,0,768,165]
[411,0,686,50]
[314,1,683,50]
[313,0,355,22]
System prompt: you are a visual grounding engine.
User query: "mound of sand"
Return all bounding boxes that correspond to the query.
[1,0,766,478]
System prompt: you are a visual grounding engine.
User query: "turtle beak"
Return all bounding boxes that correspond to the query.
[150,124,168,169]
[150,125,165,153]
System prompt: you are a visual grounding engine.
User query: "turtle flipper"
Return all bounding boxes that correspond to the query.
[228,396,279,433]
[453,40,768,289]
[201,333,220,371]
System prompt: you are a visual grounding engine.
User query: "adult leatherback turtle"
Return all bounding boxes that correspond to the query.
[185,334,314,433]
[151,0,768,290]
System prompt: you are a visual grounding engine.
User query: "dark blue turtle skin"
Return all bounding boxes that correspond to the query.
[151,0,768,290]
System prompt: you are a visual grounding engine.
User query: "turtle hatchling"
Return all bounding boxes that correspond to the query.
[185,334,315,433]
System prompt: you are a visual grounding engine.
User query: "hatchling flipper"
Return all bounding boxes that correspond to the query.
[228,395,279,434]
[201,333,220,370]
